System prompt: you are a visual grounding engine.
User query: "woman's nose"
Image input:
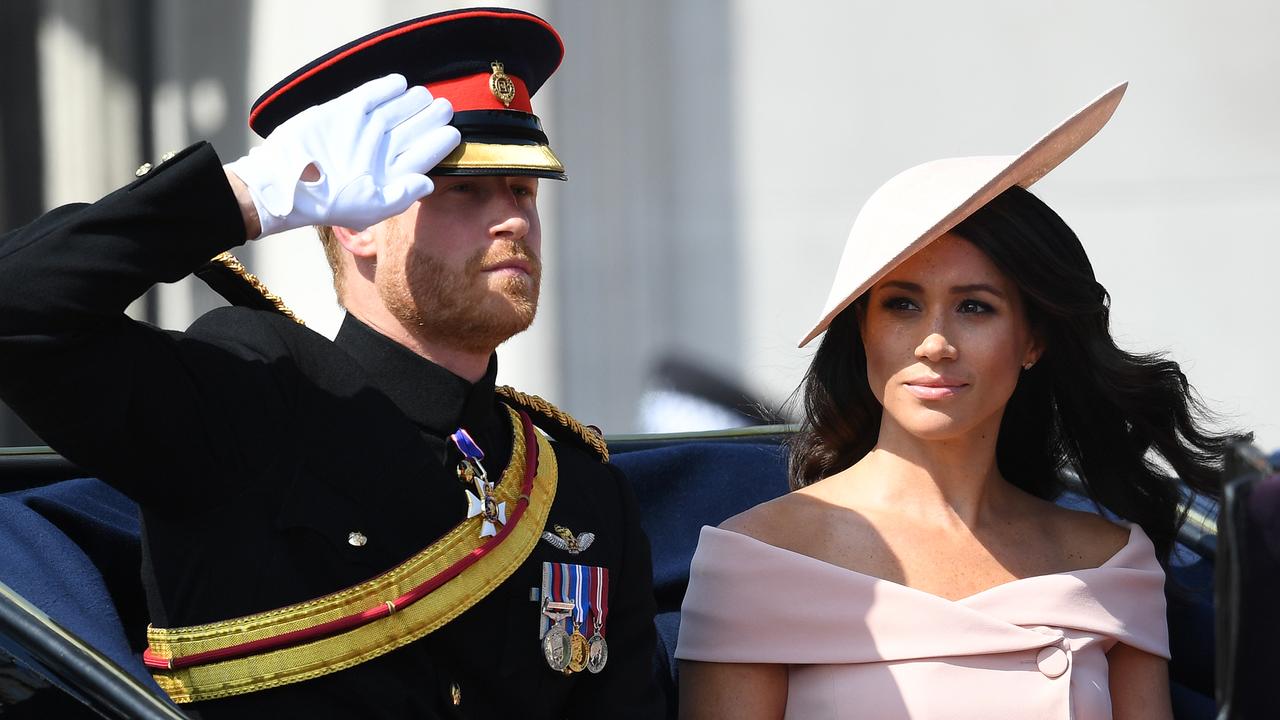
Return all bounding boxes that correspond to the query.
[915,332,957,362]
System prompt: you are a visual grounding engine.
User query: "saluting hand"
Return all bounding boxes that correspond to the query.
[224,73,461,239]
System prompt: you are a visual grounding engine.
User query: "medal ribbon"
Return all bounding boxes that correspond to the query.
[577,565,592,635]
[563,561,578,627]
[450,427,484,460]
[550,561,565,634]
[593,566,609,635]
[552,558,568,630]
[539,562,553,639]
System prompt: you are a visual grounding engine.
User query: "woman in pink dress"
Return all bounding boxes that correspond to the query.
[677,83,1228,719]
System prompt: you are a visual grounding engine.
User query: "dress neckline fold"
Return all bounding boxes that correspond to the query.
[705,523,1139,605]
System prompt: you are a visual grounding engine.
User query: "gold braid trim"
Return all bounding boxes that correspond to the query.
[149,406,555,703]
[496,386,609,462]
[209,252,305,326]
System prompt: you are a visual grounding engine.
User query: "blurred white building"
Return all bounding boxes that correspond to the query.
[2,0,1277,448]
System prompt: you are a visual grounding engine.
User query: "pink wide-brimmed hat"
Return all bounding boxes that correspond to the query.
[798,82,1128,348]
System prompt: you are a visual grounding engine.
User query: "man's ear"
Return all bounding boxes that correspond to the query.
[332,225,378,260]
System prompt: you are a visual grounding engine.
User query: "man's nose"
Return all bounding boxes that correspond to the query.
[490,212,529,240]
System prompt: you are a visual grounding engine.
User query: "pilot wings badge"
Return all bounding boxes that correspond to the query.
[541,524,595,555]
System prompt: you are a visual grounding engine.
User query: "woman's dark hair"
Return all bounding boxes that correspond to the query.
[788,185,1232,561]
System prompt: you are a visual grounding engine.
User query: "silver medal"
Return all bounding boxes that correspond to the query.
[586,632,609,673]
[542,623,572,672]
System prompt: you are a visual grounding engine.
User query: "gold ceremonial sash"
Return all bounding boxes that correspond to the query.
[145,405,557,703]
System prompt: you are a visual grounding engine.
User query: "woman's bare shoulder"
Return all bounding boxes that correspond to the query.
[718,484,839,550]
[717,479,881,567]
[719,492,800,542]
[1024,496,1134,569]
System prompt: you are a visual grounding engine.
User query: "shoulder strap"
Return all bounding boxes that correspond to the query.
[497,386,609,463]
[194,252,305,324]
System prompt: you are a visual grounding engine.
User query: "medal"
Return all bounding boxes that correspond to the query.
[451,428,505,537]
[539,563,574,672]
[568,630,589,673]
[587,632,609,674]
[587,565,610,673]
[465,476,506,537]
[540,562,610,674]
[566,564,589,672]
[542,624,571,672]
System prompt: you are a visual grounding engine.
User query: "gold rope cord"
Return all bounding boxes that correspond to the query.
[496,385,609,462]
[209,252,305,325]
[148,406,557,703]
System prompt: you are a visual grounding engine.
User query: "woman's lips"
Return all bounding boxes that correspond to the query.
[903,379,968,400]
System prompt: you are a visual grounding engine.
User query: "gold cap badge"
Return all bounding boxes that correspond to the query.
[489,61,516,107]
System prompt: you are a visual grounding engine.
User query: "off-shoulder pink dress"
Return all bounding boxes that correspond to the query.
[676,524,1169,719]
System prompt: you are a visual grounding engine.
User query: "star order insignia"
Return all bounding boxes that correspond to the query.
[466,476,507,538]
[541,524,595,555]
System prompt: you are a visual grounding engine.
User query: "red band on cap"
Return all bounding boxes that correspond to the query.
[427,72,531,113]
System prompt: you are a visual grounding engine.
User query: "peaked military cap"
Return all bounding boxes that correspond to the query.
[248,7,567,180]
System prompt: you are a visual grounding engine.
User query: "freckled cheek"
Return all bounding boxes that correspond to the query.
[865,319,916,363]
[860,328,910,401]
[960,327,1024,391]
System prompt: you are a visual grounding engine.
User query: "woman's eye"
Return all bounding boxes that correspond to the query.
[958,299,993,314]
[883,297,919,312]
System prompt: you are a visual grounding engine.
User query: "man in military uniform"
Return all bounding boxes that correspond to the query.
[0,8,663,719]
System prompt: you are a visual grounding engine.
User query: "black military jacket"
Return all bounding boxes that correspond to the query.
[0,143,663,719]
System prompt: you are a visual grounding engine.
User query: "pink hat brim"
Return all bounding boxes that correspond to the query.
[798,82,1128,348]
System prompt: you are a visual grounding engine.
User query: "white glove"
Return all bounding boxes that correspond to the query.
[225,73,461,238]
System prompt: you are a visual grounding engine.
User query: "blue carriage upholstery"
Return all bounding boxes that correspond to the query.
[0,440,1217,718]
[611,441,791,718]
[0,478,159,694]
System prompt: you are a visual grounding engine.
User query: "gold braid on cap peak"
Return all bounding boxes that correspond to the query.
[198,252,305,325]
[496,386,609,463]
